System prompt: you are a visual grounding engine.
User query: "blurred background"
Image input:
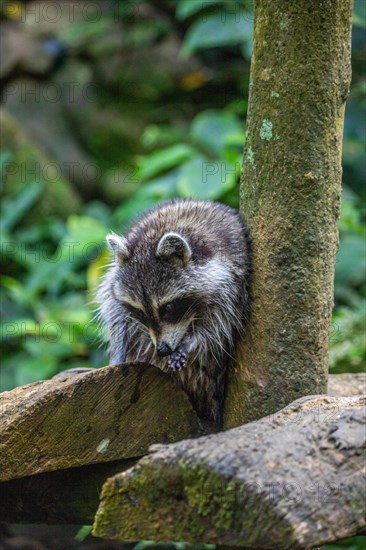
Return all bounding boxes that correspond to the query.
[0,0,365,547]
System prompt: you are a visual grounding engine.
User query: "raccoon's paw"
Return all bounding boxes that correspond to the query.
[167,348,188,371]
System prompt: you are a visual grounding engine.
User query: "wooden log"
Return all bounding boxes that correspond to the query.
[93,395,366,549]
[0,364,202,482]
[0,372,363,525]
[328,372,366,396]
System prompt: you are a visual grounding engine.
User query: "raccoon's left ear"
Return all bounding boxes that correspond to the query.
[106,233,129,265]
[156,232,192,265]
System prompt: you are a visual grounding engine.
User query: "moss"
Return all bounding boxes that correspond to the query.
[93,457,301,546]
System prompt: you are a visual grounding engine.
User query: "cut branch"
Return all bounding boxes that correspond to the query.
[93,395,366,549]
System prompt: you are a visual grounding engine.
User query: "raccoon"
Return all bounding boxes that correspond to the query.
[96,199,250,425]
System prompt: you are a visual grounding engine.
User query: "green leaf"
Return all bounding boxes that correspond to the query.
[113,196,157,229]
[335,234,366,291]
[24,339,74,360]
[353,0,366,28]
[0,149,13,191]
[177,156,237,200]
[137,144,196,182]
[0,179,43,232]
[0,275,37,308]
[113,170,179,228]
[138,170,178,199]
[1,318,37,339]
[75,526,93,542]
[329,303,366,373]
[15,356,58,387]
[66,216,106,248]
[24,216,106,296]
[59,20,111,46]
[181,12,253,56]
[176,0,224,20]
[191,110,243,156]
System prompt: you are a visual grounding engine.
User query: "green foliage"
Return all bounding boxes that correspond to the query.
[328,193,365,375]
[182,12,253,57]
[353,0,366,28]
[176,0,225,20]
[330,302,366,373]
[325,537,366,550]
[0,179,43,233]
[112,109,244,229]
[0,208,107,390]
[137,144,196,182]
[335,191,366,307]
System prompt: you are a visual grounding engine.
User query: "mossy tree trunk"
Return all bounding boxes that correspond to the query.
[225,0,353,428]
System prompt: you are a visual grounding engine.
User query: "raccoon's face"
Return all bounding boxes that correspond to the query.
[107,231,207,357]
[119,293,203,357]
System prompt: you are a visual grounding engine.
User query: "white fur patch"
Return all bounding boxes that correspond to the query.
[113,285,145,312]
[196,258,233,292]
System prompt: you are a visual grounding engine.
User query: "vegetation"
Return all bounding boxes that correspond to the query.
[0,0,365,547]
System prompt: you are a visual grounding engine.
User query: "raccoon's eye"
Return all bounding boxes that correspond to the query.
[159,297,195,323]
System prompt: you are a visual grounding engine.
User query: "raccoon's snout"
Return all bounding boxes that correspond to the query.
[156,341,173,357]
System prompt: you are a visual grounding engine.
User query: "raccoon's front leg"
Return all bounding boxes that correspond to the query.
[108,321,127,364]
[183,360,228,428]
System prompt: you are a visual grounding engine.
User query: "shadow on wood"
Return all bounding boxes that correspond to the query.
[0,458,137,524]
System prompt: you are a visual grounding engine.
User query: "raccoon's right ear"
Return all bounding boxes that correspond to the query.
[156,232,192,265]
[106,234,129,265]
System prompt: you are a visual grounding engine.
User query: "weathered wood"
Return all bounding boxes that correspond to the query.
[227,0,354,428]
[0,363,202,482]
[328,372,366,396]
[1,372,363,525]
[93,395,366,549]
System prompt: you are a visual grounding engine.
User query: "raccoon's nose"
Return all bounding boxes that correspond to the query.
[156,341,173,357]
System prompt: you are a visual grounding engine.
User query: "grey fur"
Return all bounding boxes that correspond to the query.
[96,199,251,426]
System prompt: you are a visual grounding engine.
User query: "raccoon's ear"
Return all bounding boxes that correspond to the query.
[156,232,192,265]
[106,234,129,265]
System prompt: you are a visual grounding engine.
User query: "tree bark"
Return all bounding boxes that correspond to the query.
[93,395,366,549]
[225,0,354,428]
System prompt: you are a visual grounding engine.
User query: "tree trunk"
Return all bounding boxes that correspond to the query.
[225,0,354,428]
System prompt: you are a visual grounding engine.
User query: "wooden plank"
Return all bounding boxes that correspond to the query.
[328,372,366,396]
[0,364,202,482]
